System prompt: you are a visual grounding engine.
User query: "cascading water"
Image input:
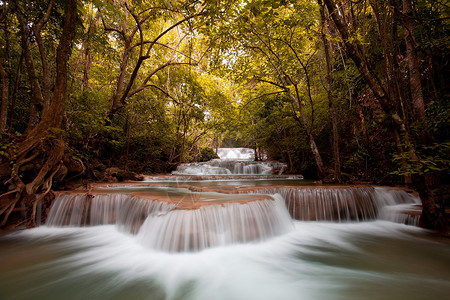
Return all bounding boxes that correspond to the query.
[46,194,177,234]
[136,195,293,252]
[217,147,255,160]
[1,147,448,300]
[44,185,421,253]
[235,186,421,224]
[45,188,294,252]
[172,147,286,175]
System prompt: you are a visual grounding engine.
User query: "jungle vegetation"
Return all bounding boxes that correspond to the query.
[0,0,448,230]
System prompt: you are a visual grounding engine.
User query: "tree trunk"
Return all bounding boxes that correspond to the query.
[108,41,131,121]
[412,173,442,230]
[287,89,327,178]
[32,0,55,115]
[16,3,45,133]
[319,0,341,180]
[8,53,23,131]
[402,0,425,119]
[323,0,444,230]
[0,0,77,229]
[0,63,7,131]
[308,133,327,178]
[82,44,93,93]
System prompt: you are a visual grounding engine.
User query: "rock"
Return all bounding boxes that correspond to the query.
[105,167,121,177]
[116,170,141,181]
[103,168,142,182]
[63,154,85,174]
[60,178,84,190]
[104,175,119,183]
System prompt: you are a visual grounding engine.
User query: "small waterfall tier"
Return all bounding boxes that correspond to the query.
[172,160,287,175]
[172,147,286,175]
[46,190,293,252]
[137,195,293,252]
[235,186,421,224]
[46,194,176,234]
[217,147,255,160]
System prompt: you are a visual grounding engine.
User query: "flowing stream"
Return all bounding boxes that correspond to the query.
[0,148,449,300]
[172,147,286,175]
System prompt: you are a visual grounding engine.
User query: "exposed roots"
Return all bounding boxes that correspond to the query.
[0,186,24,227]
[0,132,66,229]
[29,163,61,227]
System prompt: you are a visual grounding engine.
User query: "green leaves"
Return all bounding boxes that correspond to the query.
[391,142,450,176]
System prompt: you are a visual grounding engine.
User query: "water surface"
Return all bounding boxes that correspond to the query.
[0,221,448,300]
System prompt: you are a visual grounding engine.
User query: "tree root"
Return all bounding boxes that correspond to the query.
[29,163,61,227]
[1,136,65,229]
[0,188,20,203]
[0,187,23,227]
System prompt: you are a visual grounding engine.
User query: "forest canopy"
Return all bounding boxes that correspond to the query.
[0,0,449,229]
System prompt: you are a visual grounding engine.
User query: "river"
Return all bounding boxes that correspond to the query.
[0,148,449,300]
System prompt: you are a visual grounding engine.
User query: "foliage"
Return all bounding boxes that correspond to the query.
[0,0,448,183]
[199,147,219,162]
[392,142,450,176]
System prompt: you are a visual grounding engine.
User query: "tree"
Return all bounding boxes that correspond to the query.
[0,0,78,228]
[214,0,330,178]
[318,0,341,180]
[95,0,207,122]
[0,3,8,131]
[323,0,446,229]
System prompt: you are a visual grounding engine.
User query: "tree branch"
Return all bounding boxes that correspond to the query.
[253,76,286,90]
[145,12,205,57]
[128,61,197,98]
[98,7,126,38]
[240,91,285,111]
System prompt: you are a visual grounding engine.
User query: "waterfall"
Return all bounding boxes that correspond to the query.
[172,148,286,175]
[3,162,444,300]
[375,189,422,225]
[217,147,255,160]
[46,194,176,234]
[46,192,294,252]
[136,195,293,252]
[172,160,276,175]
[237,186,420,224]
[45,185,421,253]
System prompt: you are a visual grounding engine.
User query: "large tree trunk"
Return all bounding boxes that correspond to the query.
[399,0,441,229]
[0,0,77,229]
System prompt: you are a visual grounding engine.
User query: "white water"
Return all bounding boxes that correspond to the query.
[46,194,176,234]
[243,186,421,223]
[44,185,421,253]
[136,195,293,252]
[1,148,448,299]
[172,160,276,175]
[217,147,255,160]
[1,221,449,300]
[172,147,286,175]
